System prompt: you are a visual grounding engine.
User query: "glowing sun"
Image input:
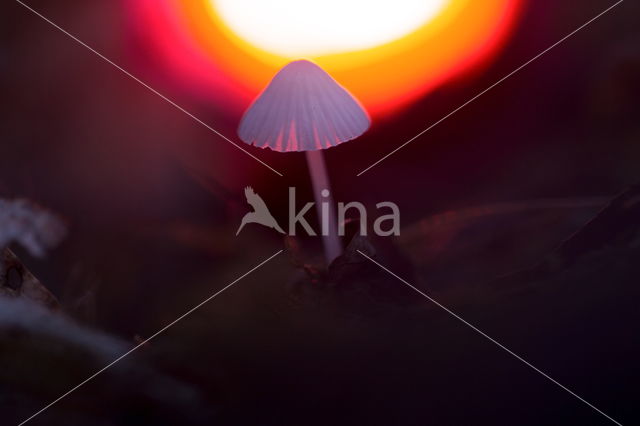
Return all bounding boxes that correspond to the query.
[209,0,448,56]
[128,0,523,117]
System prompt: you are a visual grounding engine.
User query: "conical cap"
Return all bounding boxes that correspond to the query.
[238,60,370,152]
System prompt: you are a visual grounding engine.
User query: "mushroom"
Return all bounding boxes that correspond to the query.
[238,60,370,263]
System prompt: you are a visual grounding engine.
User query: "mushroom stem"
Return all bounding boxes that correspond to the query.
[305,150,342,264]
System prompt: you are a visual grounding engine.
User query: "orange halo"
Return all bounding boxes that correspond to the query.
[127,0,523,118]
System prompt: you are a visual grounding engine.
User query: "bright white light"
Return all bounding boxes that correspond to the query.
[210,0,448,56]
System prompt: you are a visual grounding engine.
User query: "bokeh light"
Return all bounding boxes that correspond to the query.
[127,0,523,118]
[209,0,448,56]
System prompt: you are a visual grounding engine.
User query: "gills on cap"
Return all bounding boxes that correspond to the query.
[238,60,370,152]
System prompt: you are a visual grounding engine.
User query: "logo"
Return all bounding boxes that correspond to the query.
[236,187,400,237]
[236,187,286,235]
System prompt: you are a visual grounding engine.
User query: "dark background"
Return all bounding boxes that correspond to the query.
[1,0,639,425]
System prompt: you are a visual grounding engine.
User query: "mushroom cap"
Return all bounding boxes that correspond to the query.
[238,60,370,152]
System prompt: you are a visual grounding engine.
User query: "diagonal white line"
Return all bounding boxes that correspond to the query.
[14,0,283,177]
[18,249,283,426]
[357,250,624,426]
[357,0,624,176]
